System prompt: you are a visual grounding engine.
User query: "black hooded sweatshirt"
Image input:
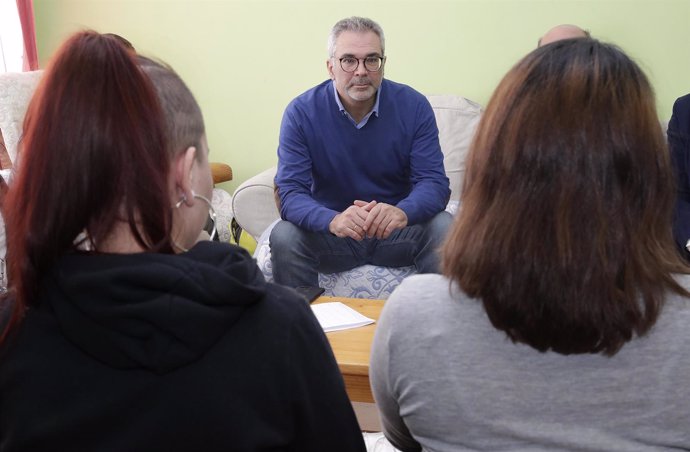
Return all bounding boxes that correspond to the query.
[0,242,365,451]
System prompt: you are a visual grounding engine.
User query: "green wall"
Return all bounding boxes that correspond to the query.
[34,0,690,193]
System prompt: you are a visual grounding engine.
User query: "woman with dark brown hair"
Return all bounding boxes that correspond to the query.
[0,31,365,451]
[370,39,690,451]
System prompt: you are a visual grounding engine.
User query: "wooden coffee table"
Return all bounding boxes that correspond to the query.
[312,296,385,403]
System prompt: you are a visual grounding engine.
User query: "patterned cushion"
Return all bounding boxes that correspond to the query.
[211,188,234,243]
[254,202,459,299]
[0,129,12,169]
[0,70,43,164]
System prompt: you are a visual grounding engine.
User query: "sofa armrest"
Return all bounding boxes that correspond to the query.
[231,166,280,240]
[210,162,233,185]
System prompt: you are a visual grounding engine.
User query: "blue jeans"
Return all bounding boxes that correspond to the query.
[269,211,453,288]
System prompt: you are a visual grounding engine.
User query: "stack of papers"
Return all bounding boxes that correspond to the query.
[311,302,375,332]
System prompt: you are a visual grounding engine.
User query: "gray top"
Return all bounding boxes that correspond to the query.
[370,273,690,451]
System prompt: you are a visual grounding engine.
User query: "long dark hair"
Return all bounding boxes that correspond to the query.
[442,39,688,355]
[1,31,172,342]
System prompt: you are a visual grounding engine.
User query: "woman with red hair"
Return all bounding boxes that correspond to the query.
[0,31,365,452]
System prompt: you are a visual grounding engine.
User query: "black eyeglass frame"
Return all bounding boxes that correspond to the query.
[336,56,386,73]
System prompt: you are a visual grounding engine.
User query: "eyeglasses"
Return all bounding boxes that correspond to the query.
[336,56,385,73]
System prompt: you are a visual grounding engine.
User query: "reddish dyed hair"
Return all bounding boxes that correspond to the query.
[0,31,173,342]
[442,39,689,355]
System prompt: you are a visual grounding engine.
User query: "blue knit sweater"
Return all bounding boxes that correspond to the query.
[275,79,450,232]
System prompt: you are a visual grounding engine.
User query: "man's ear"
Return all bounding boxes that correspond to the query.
[174,146,197,205]
[326,58,335,80]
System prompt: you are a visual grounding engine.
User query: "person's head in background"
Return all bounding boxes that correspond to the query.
[2,31,212,333]
[443,39,687,356]
[538,24,590,46]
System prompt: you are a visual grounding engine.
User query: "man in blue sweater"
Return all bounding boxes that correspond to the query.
[271,16,452,288]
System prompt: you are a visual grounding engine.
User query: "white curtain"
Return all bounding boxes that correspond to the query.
[0,0,24,73]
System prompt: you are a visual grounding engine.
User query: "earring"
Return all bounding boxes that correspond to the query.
[174,194,187,210]
[74,230,95,252]
[193,192,217,241]
[172,196,189,252]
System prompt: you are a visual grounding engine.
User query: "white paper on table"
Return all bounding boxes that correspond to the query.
[311,302,375,332]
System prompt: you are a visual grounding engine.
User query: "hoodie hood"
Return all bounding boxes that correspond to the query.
[43,242,266,374]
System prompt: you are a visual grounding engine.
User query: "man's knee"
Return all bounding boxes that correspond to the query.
[269,221,320,287]
[426,211,453,243]
[269,220,302,254]
[412,211,453,274]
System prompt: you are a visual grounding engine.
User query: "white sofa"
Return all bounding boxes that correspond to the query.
[232,94,483,299]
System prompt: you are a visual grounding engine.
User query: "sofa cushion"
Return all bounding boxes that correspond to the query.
[426,94,482,200]
[211,187,234,243]
[254,201,459,299]
[254,219,418,299]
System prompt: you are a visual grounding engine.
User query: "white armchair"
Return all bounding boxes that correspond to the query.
[232,94,483,299]
[0,71,42,179]
[0,71,44,287]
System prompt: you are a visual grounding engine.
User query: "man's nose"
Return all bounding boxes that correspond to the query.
[354,59,368,76]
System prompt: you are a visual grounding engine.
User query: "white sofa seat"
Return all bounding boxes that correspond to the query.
[233,94,482,299]
[255,201,459,299]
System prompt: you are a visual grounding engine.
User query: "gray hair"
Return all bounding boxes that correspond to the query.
[327,16,385,58]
